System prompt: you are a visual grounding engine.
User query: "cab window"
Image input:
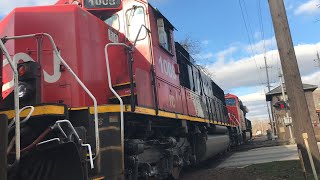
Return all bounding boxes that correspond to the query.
[126,6,146,42]
[157,18,172,53]
[225,98,236,106]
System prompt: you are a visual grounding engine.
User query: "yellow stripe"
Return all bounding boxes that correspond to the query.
[69,107,88,111]
[87,105,236,127]
[93,177,105,180]
[177,114,208,123]
[1,104,235,127]
[89,105,122,114]
[0,105,65,119]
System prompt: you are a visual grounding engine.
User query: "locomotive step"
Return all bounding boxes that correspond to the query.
[110,88,137,97]
[112,81,135,89]
[109,93,137,104]
[109,93,137,100]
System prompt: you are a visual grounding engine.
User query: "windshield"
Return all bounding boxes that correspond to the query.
[126,6,146,41]
[225,98,236,106]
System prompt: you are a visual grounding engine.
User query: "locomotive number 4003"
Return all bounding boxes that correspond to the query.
[85,0,120,8]
[87,0,116,5]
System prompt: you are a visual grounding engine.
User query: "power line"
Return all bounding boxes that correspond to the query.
[256,0,273,91]
[238,0,263,87]
[257,0,266,55]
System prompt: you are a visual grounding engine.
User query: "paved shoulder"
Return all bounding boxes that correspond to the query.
[217,145,299,168]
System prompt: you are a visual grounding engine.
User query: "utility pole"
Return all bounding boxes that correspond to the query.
[261,56,276,135]
[268,0,320,174]
[314,52,320,67]
[262,56,273,91]
[279,71,295,144]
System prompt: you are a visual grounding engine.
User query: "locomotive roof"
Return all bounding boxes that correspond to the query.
[225,93,249,113]
[149,3,177,30]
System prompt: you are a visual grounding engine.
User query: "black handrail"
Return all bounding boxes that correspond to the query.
[0,114,8,180]
[127,47,136,112]
[0,48,3,107]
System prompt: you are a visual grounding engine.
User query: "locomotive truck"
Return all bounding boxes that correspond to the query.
[0,0,246,179]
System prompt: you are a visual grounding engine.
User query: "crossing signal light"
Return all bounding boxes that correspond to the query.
[273,101,287,110]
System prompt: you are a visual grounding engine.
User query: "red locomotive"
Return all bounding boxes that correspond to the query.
[225,93,252,144]
[0,0,247,179]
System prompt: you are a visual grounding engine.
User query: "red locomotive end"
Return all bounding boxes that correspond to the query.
[225,93,252,143]
[225,93,242,126]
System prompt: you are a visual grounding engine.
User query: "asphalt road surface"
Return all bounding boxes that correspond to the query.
[217,145,299,168]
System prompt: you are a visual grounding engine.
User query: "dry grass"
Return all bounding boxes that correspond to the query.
[181,160,314,180]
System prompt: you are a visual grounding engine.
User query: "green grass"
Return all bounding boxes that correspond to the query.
[245,160,314,180]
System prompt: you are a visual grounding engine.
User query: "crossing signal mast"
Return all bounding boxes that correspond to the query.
[278,71,294,144]
[261,56,276,135]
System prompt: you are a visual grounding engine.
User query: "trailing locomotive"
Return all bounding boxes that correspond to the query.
[225,93,252,144]
[0,0,245,179]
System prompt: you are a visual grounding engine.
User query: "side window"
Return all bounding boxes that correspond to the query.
[104,14,120,30]
[188,65,194,91]
[157,18,172,53]
[126,7,146,42]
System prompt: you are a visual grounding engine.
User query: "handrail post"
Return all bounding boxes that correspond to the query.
[132,25,158,114]
[0,39,20,162]
[127,48,135,112]
[105,43,131,172]
[0,48,3,106]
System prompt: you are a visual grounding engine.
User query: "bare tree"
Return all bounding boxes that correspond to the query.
[179,34,201,56]
[179,34,215,78]
[196,65,215,78]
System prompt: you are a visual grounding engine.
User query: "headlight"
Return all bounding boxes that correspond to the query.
[18,82,33,99]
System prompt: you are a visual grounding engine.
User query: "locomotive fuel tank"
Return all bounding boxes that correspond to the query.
[195,134,230,162]
[208,125,229,134]
[192,125,230,162]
